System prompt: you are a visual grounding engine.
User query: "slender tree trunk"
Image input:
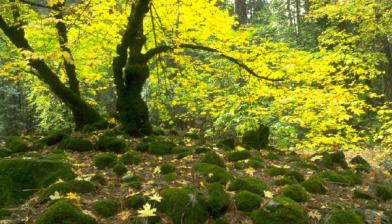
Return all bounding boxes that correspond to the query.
[287,0,293,26]
[381,35,392,102]
[235,0,247,25]
[295,0,301,37]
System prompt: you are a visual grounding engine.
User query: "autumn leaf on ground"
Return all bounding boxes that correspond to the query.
[310,155,323,162]
[117,211,131,221]
[149,193,162,202]
[244,167,256,176]
[65,192,80,201]
[49,191,62,200]
[308,210,322,220]
[137,203,157,217]
[264,190,273,199]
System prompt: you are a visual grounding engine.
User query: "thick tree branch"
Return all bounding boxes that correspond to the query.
[19,0,53,9]
[143,44,284,81]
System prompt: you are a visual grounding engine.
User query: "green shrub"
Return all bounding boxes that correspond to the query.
[282,184,308,202]
[324,209,364,224]
[353,189,373,200]
[5,136,29,153]
[301,178,327,194]
[59,138,93,152]
[207,183,229,216]
[125,194,148,209]
[266,167,289,176]
[120,150,142,165]
[122,175,143,189]
[234,190,261,212]
[34,200,97,224]
[228,177,267,195]
[93,153,117,169]
[40,130,68,146]
[374,184,392,201]
[201,151,225,167]
[194,163,232,185]
[97,134,126,153]
[159,188,208,224]
[113,162,127,176]
[92,200,119,217]
[41,180,95,199]
[350,155,370,167]
[160,163,176,174]
[147,141,176,155]
[227,150,251,162]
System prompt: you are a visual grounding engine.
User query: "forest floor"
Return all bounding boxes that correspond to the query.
[0,129,391,224]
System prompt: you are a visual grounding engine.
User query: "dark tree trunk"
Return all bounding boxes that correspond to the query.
[381,35,392,102]
[235,0,247,24]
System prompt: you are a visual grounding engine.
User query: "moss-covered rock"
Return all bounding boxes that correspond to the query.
[194,162,232,185]
[97,133,126,153]
[213,218,229,224]
[120,150,142,165]
[373,184,392,201]
[282,184,308,202]
[41,180,95,199]
[251,197,308,224]
[217,138,235,150]
[5,136,29,153]
[0,147,12,158]
[113,162,127,176]
[0,159,75,207]
[207,183,229,216]
[330,151,348,169]
[92,200,119,217]
[59,138,93,152]
[163,172,177,182]
[201,151,225,167]
[242,125,269,149]
[234,190,261,212]
[34,200,97,224]
[93,152,117,169]
[317,170,362,186]
[228,177,267,195]
[39,130,68,146]
[266,167,290,177]
[122,175,143,189]
[324,209,364,224]
[195,147,210,154]
[172,146,190,154]
[147,141,176,155]
[353,189,373,200]
[350,156,371,173]
[159,188,208,224]
[90,174,106,185]
[227,150,251,162]
[284,171,305,183]
[125,194,148,209]
[301,178,327,194]
[0,208,12,218]
[160,163,176,174]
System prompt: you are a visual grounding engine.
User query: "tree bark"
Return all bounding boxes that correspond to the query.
[235,0,247,25]
[381,35,392,102]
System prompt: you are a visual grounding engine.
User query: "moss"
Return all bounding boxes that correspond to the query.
[227,150,251,162]
[265,152,280,160]
[282,184,308,202]
[90,174,106,185]
[0,148,12,158]
[163,172,177,182]
[273,177,296,186]
[317,170,361,186]
[5,136,29,153]
[147,141,176,155]
[201,151,225,167]
[234,190,261,212]
[194,162,232,185]
[0,208,12,218]
[135,216,161,224]
[113,162,127,176]
[0,159,75,207]
[292,161,318,170]
[247,158,264,168]
[242,125,269,149]
[330,151,348,169]
[251,197,308,224]
[41,180,95,199]
[159,188,208,224]
[284,171,305,183]
[92,200,119,217]
[172,146,189,154]
[195,147,210,154]
[177,151,192,159]
[59,138,93,152]
[136,142,149,152]
[97,134,126,153]
[47,150,67,161]
[266,167,290,177]
[125,194,148,209]
[207,183,229,216]
[228,177,267,195]
[301,178,327,194]
[324,209,364,224]
[34,200,97,224]
[122,175,143,189]
[374,184,392,201]
[120,150,142,165]
[213,219,229,224]
[93,152,117,169]
[40,130,68,146]
[353,189,373,200]
[217,138,235,150]
[350,156,371,173]
[159,163,176,174]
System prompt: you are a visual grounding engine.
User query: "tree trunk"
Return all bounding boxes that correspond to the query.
[295,0,301,37]
[381,35,392,102]
[235,0,247,25]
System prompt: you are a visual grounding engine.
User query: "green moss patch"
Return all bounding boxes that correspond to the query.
[301,178,327,194]
[374,184,392,201]
[241,125,269,149]
[228,177,267,195]
[0,159,75,207]
[227,150,251,162]
[158,163,176,174]
[159,188,208,224]
[97,133,126,153]
[113,162,127,176]
[353,189,373,200]
[207,183,229,216]
[266,167,290,177]
[120,150,142,165]
[146,141,176,155]
[34,200,97,224]
[324,209,364,224]
[0,208,12,218]
[282,184,308,202]
[122,175,143,189]
[234,190,261,212]
[0,148,12,158]
[93,152,117,169]
[163,172,177,182]
[317,170,362,186]
[194,162,232,185]
[39,130,68,146]
[5,136,29,153]
[125,194,148,209]
[41,180,95,200]
[92,200,119,217]
[201,151,225,167]
[59,138,93,152]
[217,138,235,150]
[350,155,371,173]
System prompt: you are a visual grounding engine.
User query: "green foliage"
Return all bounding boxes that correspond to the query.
[213,219,229,224]
[266,167,289,177]
[93,153,117,169]
[234,190,261,212]
[206,183,229,216]
[194,162,232,185]
[317,170,362,186]
[125,194,148,209]
[112,162,127,176]
[301,178,327,194]
[147,141,176,155]
[324,209,364,224]
[201,151,225,167]
[92,200,119,217]
[227,150,251,162]
[59,138,93,152]
[97,133,126,153]
[121,175,143,189]
[284,171,305,183]
[228,177,267,195]
[41,180,95,199]
[159,163,176,174]
[0,148,12,158]
[374,184,392,201]
[163,172,177,182]
[34,200,97,224]
[120,150,142,165]
[5,136,29,153]
[159,188,208,224]
[282,184,308,202]
[353,189,373,200]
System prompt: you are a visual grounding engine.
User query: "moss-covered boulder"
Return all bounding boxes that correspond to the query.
[125,194,148,209]
[234,190,261,212]
[92,200,119,217]
[330,151,348,169]
[350,155,371,173]
[201,151,225,167]
[266,167,290,177]
[313,151,348,169]
[194,162,232,185]
[0,159,75,207]
[90,174,106,185]
[59,138,93,152]
[242,125,269,149]
[251,197,308,224]
[163,172,177,182]
[0,147,12,158]
[353,189,373,200]
[324,209,364,224]
[34,200,97,224]
[227,150,251,162]
[146,141,176,155]
[5,136,29,153]
[97,133,126,153]
[120,150,142,165]
[39,130,68,146]
[159,163,176,174]
[93,152,117,169]
[0,208,12,218]
[284,171,305,183]
[373,184,392,201]
[112,162,127,176]
[214,219,229,224]
[301,178,327,194]
[41,180,95,199]
[159,188,208,224]
[217,138,235,150]
[317,170,362,186]
[207,183,229,216]
[228,177,267,195]
[282,184,308,202]
[122,175,143,189]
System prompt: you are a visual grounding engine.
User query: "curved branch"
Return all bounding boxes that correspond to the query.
[143,44,284,81]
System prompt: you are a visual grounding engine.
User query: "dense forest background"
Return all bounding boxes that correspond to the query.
[0,0,391,151]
